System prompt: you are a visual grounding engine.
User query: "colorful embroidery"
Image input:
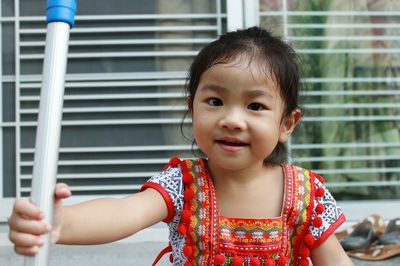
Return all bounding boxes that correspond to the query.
[218,217,283,253]
[141,163,187,265]
[182,159,214,264]
[142,158,345,266]
[287,166,314,264]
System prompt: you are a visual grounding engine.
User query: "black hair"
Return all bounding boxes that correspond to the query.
[182,26,301,165]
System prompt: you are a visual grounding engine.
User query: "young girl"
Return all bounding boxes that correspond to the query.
[8,27,354,266]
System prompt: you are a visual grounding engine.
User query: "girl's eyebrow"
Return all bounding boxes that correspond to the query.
[246,89,273,99]
[200,84,274,99]
[199,84,227,93]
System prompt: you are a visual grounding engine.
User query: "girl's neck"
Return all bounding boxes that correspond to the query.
[206,159,280,190]
[205,159,285,218]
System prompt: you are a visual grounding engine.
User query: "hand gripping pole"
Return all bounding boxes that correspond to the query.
[24,1,76,265]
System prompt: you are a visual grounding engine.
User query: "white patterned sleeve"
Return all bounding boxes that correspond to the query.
[140,166,185,223]
[309,176,346,246]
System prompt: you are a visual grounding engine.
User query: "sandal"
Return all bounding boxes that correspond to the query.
[378,217,400,245]
[339,214,385,251]
[338,216,400,261]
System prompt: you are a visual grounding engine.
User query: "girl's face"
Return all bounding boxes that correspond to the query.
[191,58,299,173]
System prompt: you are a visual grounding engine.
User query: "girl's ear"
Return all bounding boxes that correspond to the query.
[279,108,302,143]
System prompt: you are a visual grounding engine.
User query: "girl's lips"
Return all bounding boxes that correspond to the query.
[215,137,249,152]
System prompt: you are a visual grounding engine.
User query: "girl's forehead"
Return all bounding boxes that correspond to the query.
[197,67,281,104]
[208,53,274,78]
[202,57,277,88]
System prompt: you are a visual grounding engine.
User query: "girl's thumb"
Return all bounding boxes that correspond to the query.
[54,183,72,201]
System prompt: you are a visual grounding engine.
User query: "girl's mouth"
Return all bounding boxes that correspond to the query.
[215,138,249,151]
[216,140,247,146]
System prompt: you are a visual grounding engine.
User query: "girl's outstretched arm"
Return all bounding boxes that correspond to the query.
[9,183,167,255]
[311,235,354,266]
[58,188,168,245]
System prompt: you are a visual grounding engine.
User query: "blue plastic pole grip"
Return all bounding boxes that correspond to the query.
[47,0,77,28]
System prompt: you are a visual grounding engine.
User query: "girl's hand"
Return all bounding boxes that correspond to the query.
[8,183,71,256]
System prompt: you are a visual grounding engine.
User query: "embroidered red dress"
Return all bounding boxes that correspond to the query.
[141,158,346,266]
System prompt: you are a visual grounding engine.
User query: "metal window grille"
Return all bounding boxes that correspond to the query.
[259,1,400,201]
[0,0,226,220]
[1,0,399,221]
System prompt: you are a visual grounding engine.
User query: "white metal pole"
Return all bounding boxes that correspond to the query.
[243,0,260,28]
[227,0,244,31]
[24,1,76,266]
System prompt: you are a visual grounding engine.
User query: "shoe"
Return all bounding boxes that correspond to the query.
[339,214,385,251]
[378,218,400,245]
[340,220,375,251]
[345,217,400,261]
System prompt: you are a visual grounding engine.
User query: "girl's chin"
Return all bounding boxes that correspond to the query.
[207,157,257,171]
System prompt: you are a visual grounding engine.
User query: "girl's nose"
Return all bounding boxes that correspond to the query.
[218,109,247,130]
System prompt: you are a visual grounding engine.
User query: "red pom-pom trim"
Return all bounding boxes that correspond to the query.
[169,253,174,263]
[299,246,310,258]
[183,245,193,257]
[184,188,195,201]
[163,164,169,171]
[177,223,186,235]
[313,216,323,228]
[182,174,194,184]
[181,209,191,222]
[265,258,276,266]
[213,254,226,265]
[316,174,325,183]
[316,187,325,197]
[299,258,309,266]
[277,257,288,266]
[312,172,325,183]
[315,203,325,214]
[169,157,181,167]
[304,234,315,246]
[184,262,192,266]
[232,255,244,266]
[250,257,261,266]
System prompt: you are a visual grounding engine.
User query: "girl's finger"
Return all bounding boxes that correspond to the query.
[8,230,44,247]
[14,245,40,256]
[13,199,44,220]
[54,183,72,199]
[10,217,50,235]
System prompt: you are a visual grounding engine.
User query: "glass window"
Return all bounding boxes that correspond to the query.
[260,0,400,200]
[7,0,224,198]
[4,0,398,202]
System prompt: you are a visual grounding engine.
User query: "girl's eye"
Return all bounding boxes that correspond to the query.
[207,98,223,106]
[247,103,265,111]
